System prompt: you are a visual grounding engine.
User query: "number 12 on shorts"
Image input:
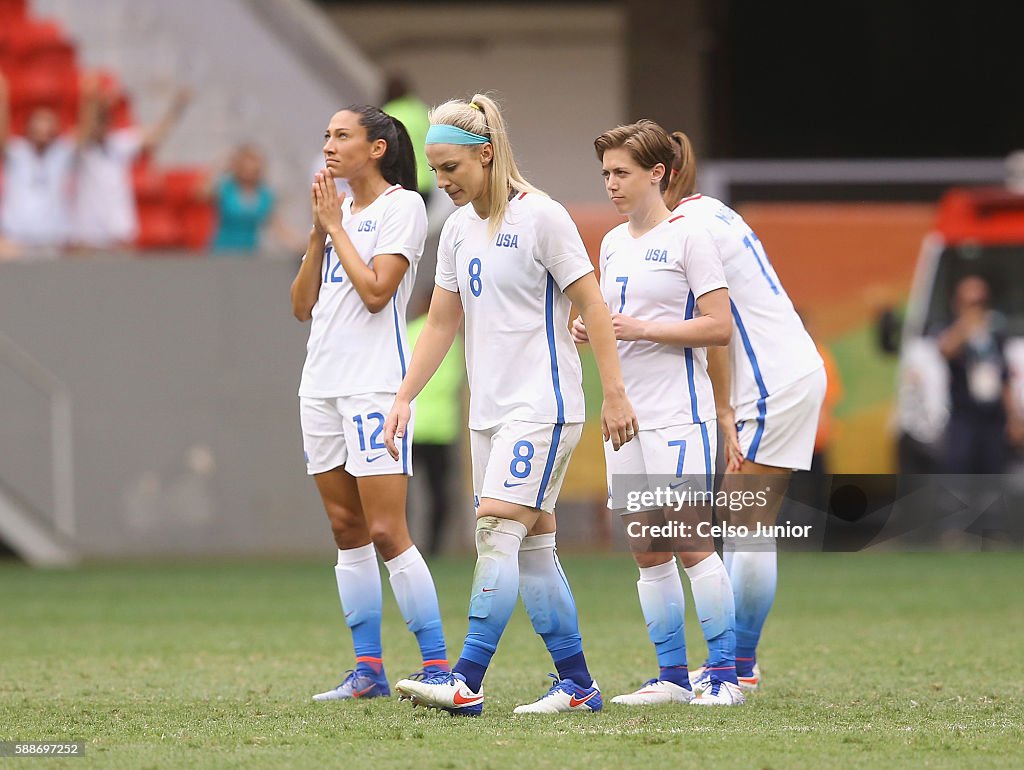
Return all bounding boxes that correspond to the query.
[352,412,386,451]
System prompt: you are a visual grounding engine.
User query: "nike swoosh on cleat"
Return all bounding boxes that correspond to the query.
[700,617,712,623]
[481,587,498,593]
[503,480,526,488]
[345,611,354,618]
[352,685,376,698]
[568,691,598,708]
[452,690,483,706]
[669,482,687,490]
[366,453,387,463]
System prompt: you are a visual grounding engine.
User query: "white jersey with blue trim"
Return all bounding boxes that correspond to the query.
[435,193,592,430]
[600,215,727,429]
[299,184,426,398]
[674,194,823,408]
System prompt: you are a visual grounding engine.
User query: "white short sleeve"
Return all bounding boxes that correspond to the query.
[532,199,594,291]
[598,232,612,276]
[110,128,144,161]
[434,215,459,292]
[374,190,427,263]
[682,226,728,299]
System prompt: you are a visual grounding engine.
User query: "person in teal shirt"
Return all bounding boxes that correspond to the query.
[407,291,465,555]
[207,144,301,255]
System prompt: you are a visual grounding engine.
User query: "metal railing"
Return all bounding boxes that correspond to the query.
[700,158,1010,204]
[0,332,75,538]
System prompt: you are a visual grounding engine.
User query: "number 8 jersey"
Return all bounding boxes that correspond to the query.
[299,185,427,398]
[435,193,593,430]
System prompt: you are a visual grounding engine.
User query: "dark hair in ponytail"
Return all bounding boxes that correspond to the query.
[342,104,417,190]
[663,130,697,206]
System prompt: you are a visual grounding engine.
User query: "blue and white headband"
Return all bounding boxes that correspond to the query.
[425,124,489,145]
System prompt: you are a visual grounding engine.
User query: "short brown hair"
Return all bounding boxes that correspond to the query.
[594,119,675,191]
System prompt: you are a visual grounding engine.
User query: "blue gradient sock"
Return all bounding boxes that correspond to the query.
[637,559,690,689]
[725,535,777,676]
[384,544,448,668]
[518,533,592,688]
[452,517,528,692]
[684,552,737,684]
[658,665,690,687]
[334,544,383,672]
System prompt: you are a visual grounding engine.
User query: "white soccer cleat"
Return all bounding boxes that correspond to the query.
[738,663,761,691]
[690,677,746,706]
[311,668,390,701]
[513,675,603,715]
[610,678,694,706]
[690,662,761,691]
[394,671,483,716]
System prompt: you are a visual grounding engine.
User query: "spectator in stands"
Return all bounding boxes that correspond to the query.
[938,274,1024,472]
[204,143,304,256]
[406,289,466,556]
[68,75,192,251]
[381,73,432,205]
[0,70,76,259]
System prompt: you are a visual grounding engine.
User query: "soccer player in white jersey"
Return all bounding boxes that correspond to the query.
[664,129,827,691]
[573,120,744,706]
[291,105,450,702]
[383,93,638,716]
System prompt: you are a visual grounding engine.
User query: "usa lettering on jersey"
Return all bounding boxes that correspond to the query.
[495,232,519,248]
[644,248,669,263]
[357,219,377,232]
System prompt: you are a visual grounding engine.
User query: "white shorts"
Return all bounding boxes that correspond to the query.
[470,421,583,513]
[734,366,826,471]
[605,421,717,512]
[300,393,413,477]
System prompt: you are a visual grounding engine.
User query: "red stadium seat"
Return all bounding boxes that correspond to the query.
[6,67,79,131]
[180,200,216,251]
[132,162,167,205]
[0,0,27,25]
[135,201,183,250]
[164,168,208,205]
[6,19,75,72]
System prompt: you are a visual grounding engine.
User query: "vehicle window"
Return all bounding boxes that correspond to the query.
[923,245,1024,337]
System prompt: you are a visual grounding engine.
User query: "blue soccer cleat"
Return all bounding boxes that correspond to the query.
[394,671,484,717]
[513,674,603,714]
[312,668,390,701]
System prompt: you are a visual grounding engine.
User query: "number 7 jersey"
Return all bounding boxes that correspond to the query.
[435,193,593,430]
[599,215,728,429]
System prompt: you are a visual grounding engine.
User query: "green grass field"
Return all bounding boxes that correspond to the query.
[2,552,1022,769]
